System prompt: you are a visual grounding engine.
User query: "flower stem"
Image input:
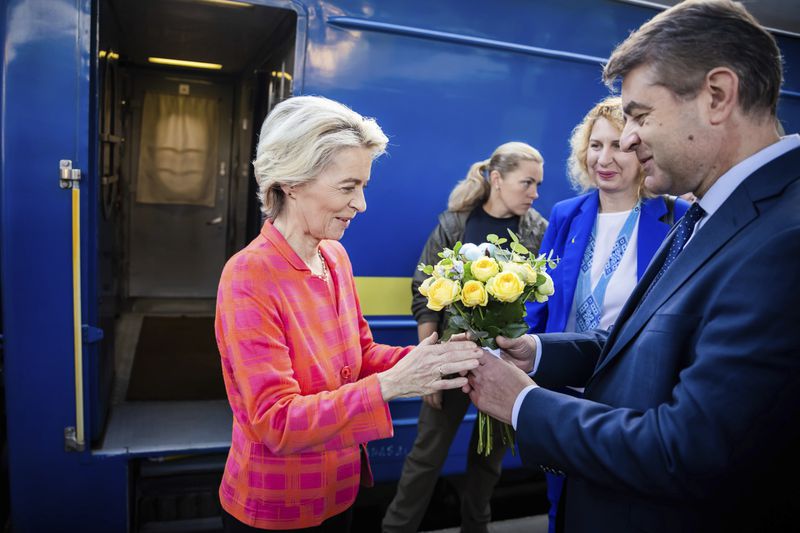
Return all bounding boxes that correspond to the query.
[476,411,515,457]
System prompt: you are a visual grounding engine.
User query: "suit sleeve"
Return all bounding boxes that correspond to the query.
[533,329,607,387]
[516,227,800,500]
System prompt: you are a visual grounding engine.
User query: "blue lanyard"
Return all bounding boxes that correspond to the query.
[573,202,641,332]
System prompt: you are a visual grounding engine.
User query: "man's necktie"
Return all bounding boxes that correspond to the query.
[643,202,706,300]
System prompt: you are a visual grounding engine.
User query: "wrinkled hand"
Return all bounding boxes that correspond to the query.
[378,333,482,401]
[496,335,537,373]
[463,352,535,425]
[422,391,443,410]
[448,332,473,342]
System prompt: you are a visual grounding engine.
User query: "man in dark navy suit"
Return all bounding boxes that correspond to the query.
[465,1,800,531]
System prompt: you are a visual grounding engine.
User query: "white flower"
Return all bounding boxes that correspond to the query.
[459,242,497,261]
[478,242,496,257]
[536,271,555,297]
[459,243,481,261]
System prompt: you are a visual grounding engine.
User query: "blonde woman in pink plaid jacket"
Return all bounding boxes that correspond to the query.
[215,95,483,532]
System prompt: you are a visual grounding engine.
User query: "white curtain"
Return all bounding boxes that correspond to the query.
[136,92,219,207]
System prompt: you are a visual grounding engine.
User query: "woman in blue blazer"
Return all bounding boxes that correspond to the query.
[525,96,688,533]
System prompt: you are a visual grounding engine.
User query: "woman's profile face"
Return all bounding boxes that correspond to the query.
[586,117,640,196]
[490,159,543,217]
[291,146,372,242]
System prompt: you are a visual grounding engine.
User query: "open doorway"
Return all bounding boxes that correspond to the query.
[95,1,300,529]
[95,0,298,451]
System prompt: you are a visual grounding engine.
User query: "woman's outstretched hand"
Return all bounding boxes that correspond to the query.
[377,333,482,401]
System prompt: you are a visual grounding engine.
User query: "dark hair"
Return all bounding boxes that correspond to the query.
[604,0,783,117]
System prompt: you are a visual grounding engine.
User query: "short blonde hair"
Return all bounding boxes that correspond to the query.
[566,96,648,196]
[253,95,388,219]
[448,142,543,212]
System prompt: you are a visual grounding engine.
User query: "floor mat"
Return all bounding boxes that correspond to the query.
[126,316,227,401]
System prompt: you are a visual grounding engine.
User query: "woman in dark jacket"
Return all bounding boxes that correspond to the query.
[383,142,548,533]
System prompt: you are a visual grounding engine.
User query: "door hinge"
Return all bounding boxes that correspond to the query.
[64,427,85,452]
[59,160,82,189]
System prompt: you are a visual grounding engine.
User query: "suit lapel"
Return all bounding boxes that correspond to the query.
[608,192,755,361]
[556,193,598,331]
[591,223,676,370]
[636,197,669,279]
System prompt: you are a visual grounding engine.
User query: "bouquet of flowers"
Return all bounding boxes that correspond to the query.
[417,230,558,456]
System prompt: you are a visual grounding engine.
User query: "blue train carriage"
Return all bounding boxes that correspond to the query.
[1,0,799,531]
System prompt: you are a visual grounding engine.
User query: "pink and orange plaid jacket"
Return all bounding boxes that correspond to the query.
[215,221,412,529]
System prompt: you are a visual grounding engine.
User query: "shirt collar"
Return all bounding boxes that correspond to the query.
[697,134,800,222]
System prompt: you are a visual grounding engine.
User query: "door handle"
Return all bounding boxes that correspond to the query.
[207,216,223,225]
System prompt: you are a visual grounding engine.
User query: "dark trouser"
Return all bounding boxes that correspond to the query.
[222,507,353,532]
[382,389,506,533]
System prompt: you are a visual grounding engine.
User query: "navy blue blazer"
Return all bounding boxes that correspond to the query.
[517,146,800,532]
[525,190,688,334]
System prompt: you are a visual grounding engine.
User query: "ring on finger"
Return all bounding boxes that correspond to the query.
[438,366,445,380]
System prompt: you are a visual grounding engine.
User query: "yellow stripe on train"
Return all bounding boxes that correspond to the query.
[354,277,413,316]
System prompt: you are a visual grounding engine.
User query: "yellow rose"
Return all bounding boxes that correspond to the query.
[536,271,555,297]
[471,257,500,282]
[485,271,525,302]
[426,278,461,311]
[460,280,488,307]
[418,276,435,296]
[501,261,538,284]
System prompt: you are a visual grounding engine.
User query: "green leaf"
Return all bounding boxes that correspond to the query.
[441,327,458,342]
[501,322,529,339]
[448,314,469,331]
[507,228,520,243]
[486,233,499,244]
[495,238,508,245]
[462,262,475,282]
[422,265,433,275]
[510,242,529,255]
[473,329,489,339]
[453,241,462,255]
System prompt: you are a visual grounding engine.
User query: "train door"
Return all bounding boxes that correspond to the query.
[127,73,232,298]
[93,1,301,529]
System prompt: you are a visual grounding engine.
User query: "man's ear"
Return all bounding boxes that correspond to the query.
[704,67,738,125]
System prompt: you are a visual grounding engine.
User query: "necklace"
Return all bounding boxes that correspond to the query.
[314,249,328,282]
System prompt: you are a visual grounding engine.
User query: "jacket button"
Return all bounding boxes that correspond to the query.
[340,366,352,381]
